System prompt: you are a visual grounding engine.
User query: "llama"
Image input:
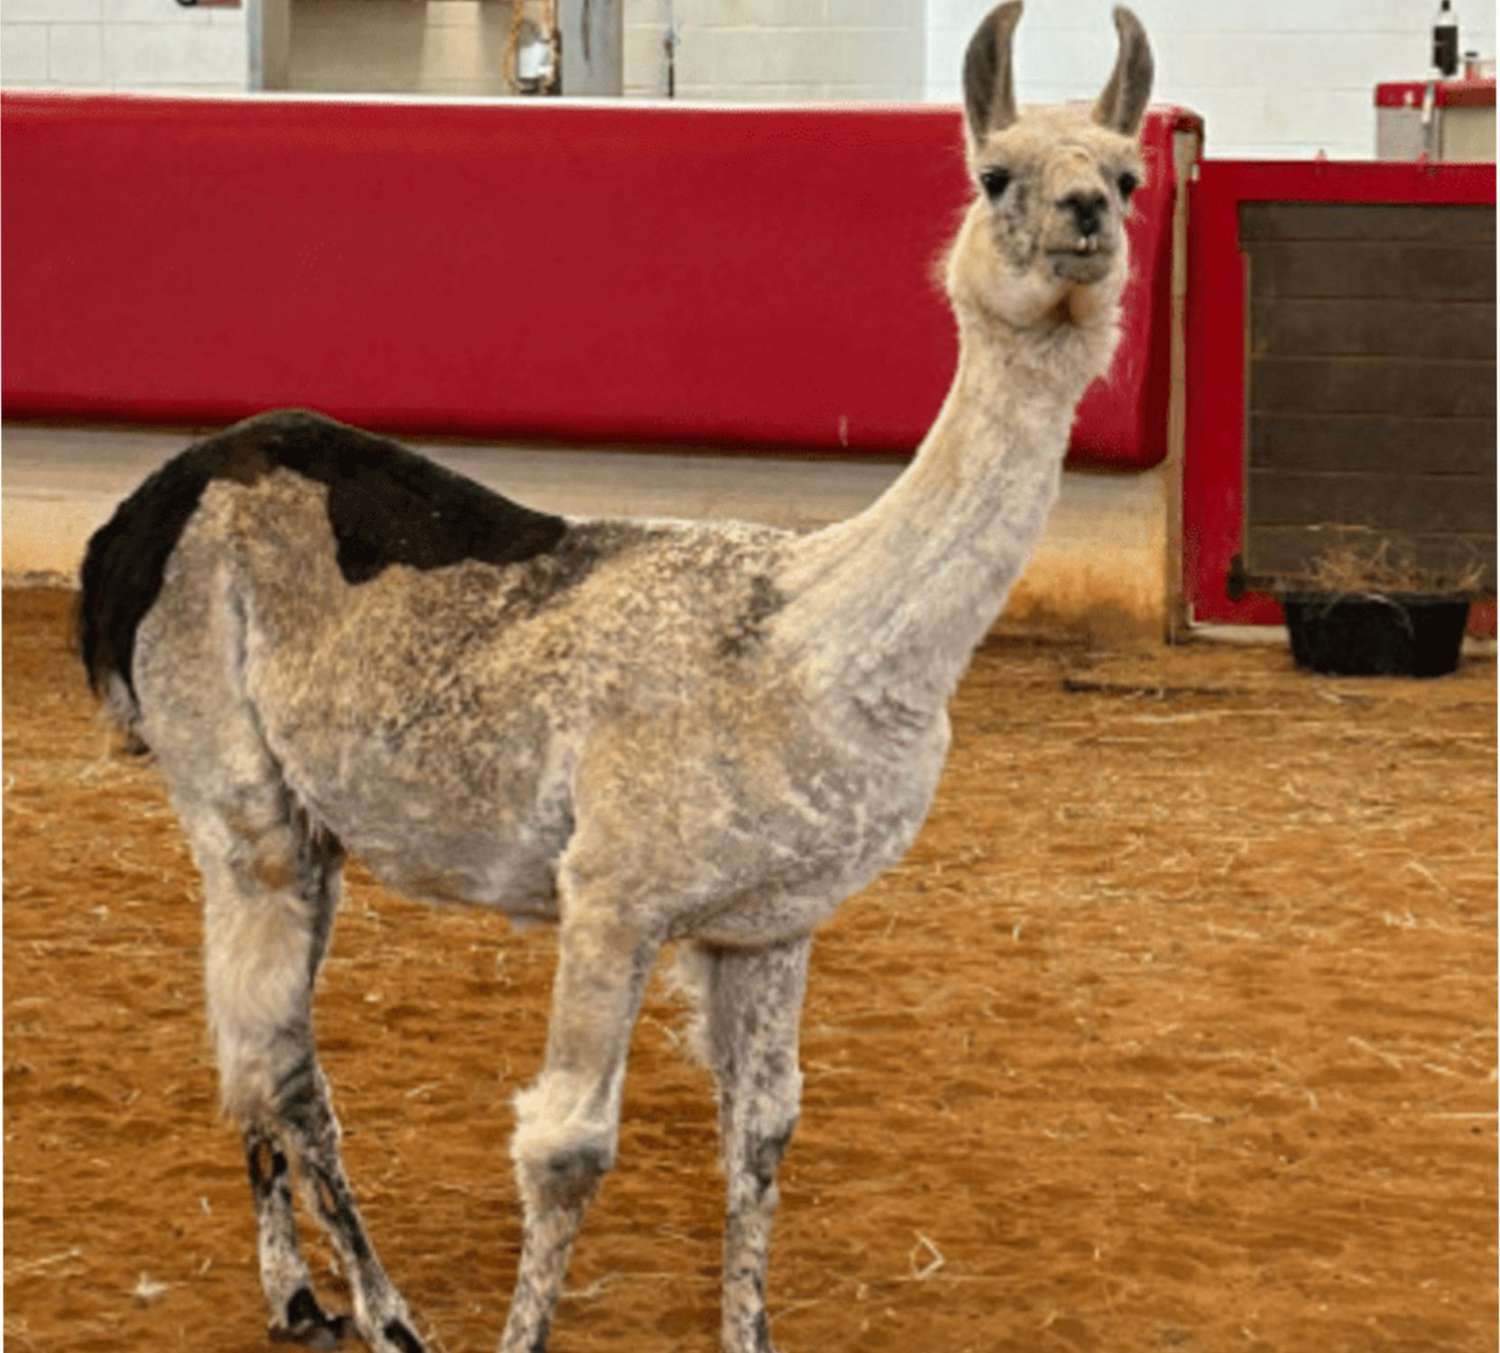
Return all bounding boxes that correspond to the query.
[75,5,1153,1350]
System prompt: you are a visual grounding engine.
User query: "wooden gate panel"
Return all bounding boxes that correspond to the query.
[1184,161,1497,631]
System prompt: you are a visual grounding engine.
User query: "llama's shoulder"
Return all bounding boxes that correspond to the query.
[552,515,795,658]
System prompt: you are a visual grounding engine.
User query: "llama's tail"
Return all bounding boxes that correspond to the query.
[76,442,218,751]
[76,545,146,753]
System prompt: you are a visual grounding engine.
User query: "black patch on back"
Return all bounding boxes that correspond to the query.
[77,409,569,699]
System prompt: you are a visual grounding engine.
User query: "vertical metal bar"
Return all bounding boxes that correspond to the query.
[253,0,290,91]
[1162,125,1203,641]
[245,0,263,90]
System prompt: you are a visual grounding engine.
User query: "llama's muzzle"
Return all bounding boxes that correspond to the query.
[1046,246,1113,285]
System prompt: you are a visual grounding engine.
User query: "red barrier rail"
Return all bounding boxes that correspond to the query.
[2,93,1195,467]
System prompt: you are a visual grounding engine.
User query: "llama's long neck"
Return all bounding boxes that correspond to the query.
[776,304,1116,715]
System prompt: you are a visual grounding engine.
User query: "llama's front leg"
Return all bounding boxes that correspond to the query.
[700,938,811,1353]
[500,900,660,1353]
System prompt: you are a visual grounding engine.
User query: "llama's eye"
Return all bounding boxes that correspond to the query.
[1117,171,1139,200]
[978,168,1011,200]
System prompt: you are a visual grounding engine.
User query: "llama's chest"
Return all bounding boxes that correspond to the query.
[601,700,951,948]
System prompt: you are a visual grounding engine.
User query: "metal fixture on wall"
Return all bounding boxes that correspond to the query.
[507,0,559,95]
[505,0,621,97]
[665,0,678,99]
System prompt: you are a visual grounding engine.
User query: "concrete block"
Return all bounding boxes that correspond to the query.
[49,22,105,84]
[104,19,246,87]
[924,0,990,38]
[104,0,197,23]
[424,0,485,28]
[713,28,781,87]
[827,0,921,30]
[779,28,839,86]
[418,21,508,83]
[623,25,668,94]
[4,0,100,23]
[624,0,674,26]
[678,0,779,30]
[837,28,919,90]
[1,24,49,83]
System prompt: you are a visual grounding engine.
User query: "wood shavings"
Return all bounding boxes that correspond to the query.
[5,588,1494,1352]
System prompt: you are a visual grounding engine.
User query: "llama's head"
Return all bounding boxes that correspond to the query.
[947,2,1154,332]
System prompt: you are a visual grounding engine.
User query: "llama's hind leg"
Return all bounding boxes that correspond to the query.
[690,938,811,1353]
[187,794,425,1353]
[245,1125,351,1348]
[274,1047,425,1353]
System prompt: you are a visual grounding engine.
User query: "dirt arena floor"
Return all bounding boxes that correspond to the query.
[4,584,1495,1353]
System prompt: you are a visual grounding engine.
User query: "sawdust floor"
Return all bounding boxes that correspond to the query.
[4,586,1496,1353]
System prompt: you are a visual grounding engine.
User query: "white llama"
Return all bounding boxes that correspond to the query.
[76,5,1153,1350]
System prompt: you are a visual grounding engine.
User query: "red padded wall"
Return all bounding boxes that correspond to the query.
[2,94,1192,466]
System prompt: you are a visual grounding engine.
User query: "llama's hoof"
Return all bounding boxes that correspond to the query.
[269,1287,356,1349]
[376,1317,428,1353]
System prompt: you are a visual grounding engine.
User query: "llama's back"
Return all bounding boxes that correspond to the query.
[78,409,800,790]
[76,409,573,741]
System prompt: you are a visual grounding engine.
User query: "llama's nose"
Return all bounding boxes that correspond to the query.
[1058,190,1108,237]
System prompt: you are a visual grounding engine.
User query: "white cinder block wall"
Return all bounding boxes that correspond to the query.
[928,0,1498,159]
[626,0,925,102]
[1,0,248,93]
[3,0,1495,150]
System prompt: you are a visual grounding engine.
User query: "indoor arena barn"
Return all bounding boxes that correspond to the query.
[3,4,1495,1352]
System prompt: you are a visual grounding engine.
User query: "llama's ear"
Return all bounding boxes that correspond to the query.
[963,1,1023,146]
[1092,5,1153,137]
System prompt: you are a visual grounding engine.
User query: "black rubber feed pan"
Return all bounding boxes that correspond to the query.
[1281,593,1470,678]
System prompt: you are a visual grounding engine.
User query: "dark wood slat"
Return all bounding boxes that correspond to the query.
[1240,202,1495,245]
[1248,468,1495,535]
[1250,356,1496,417]
[1247,526,1495,589]
[1240,206,1498,595]
[1250,413,1497,475]
[1251,297,1496,360]
[1246,241,1494,301]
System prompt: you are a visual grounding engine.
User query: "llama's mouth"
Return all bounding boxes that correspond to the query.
[1046,245,1113,285]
